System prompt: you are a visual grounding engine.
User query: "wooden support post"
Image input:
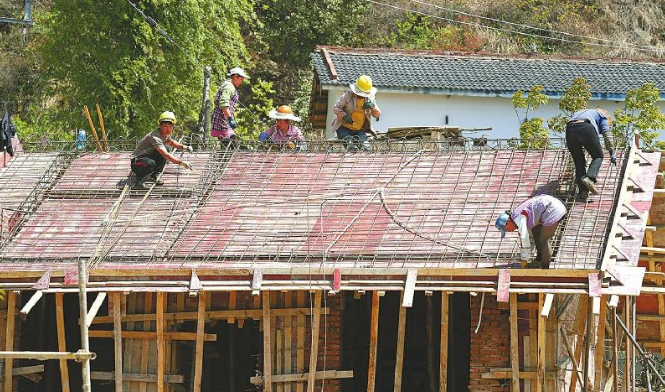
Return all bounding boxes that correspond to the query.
[394,292,407,392]
[228,291,236,324]
[367,291,380,392]
[645,218,665,358]
[85,292,107,328]
[540,294,553,318]
[612,307,619,392]
[439,293,449,392]
[624,297,631,392]
[55,293,70,392]
[307,291,322,392]
[112,294,123,392]
[296,291,305,392]
[139,293,152,392]
[263,292,273,392]
[19,290,43,317]
[402,269,417,307]
[156,293,165,392]
[193,292,206,392]
[510,293,520,392]
[583,296,592,392]
[594,296,607,392]
[3,291,16,392]
[284,292,292,392]
[537,293,545,392]
[95,104,109,151]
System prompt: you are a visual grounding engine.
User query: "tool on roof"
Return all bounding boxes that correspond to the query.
[95,104,110,151]
[83,105,103,152]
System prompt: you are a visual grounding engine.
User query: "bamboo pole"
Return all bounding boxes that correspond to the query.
[394,292,406,392]
[439,293,449,392]
[156,293,165,392]
[95,104,109,151]
[537,293,545,392]
[77,258,92,392]
[594,297,607,392]
[0,351,96,360]
[263,292,273,392]
[307,291,322,392]
[83,105,103,152]
[112,294,123,392]
[367,291,380,392]
[510,293,520,392]
[613,307,619,392]
[55,293,71,392]
[615,311,665,388]
[193,292,206,392]
[3,291,16,392]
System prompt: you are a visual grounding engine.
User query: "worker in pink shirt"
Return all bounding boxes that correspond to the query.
[258,105,306,150]
[495,195,567,269]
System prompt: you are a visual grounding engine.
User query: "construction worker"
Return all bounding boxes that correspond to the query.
[258,105,306,150]
[495,194,567,269]
[130,111,192,189]
[332,74,381,151]
[211,67,250,147]
[566,108,616,200]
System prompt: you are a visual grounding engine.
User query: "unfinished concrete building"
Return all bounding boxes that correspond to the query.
[0,137,663,392]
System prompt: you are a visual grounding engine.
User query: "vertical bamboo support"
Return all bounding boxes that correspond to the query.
[156,293,165,392]
[55,293,71,392]
[613,307,619,392]
[284,292,292,392]
[3,291,16,392]
[394,292,407,392]
[537,293,546,392]
[624,298,631,392]
[583,297,592,392]
[510,293,520,392]
[112,293,123,392]
[263,291,273,392]
[594,296,607,392]
[296,291,305,392]
[307,291,322,392]
[439,293,449,392]
[367,291,380,392]
[139,293,152,392]
[193,292,206,392]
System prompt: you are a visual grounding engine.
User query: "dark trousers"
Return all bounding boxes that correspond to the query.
[565,122,603,193]
[336,126,369,151]
[532,222,560,268]
[131,150,165,178]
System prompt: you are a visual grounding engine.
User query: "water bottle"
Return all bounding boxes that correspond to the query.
[76,129,87,150]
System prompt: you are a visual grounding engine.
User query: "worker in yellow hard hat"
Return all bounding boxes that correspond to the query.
[129,111,194,189]
[258,105,306,150]
[331,74,381,151]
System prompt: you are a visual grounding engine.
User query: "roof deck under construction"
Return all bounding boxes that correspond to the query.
[0,139,658,278]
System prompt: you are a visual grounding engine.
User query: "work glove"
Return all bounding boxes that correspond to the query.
[258,132,269,142]
[520,247,531,262]
[179,161,191,170]
[183,145,193,153]
[344,114,353,124]
[362,100,375,109]
[228,117,238,129]
[609,149,617,166]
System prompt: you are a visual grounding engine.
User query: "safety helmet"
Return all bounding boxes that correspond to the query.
[495,212,510,238]
[350,75,377,97]
[158,111,177,125]
[268,105,301,122]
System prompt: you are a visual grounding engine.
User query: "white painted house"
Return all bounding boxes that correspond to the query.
[308,46,665,141]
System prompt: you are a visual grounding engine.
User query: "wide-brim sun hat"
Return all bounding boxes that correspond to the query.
[495,212,510,238]
[268,105,301,122]
[349,74,377,98]
[227,67,250,79]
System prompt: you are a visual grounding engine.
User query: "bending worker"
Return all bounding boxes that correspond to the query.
[130,111,192,189]
[259,105,306,150]
[211,67,250,146]
[565,108,616,199]
[495,194,567,269]
[332,75,381,151]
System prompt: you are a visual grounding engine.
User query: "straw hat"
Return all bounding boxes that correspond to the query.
[268,105,301,122]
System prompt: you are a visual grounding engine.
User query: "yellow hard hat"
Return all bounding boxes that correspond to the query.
[158,111,177,125]
[350,75,376,97]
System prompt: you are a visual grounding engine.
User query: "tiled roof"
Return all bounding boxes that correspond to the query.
[311,46,665,99]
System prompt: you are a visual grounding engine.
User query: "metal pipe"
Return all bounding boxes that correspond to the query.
[0,350,96,361]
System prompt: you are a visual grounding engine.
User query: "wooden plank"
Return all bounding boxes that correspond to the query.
[252,269,263,295]
[537,293,545,392]
[193,292,206,392]
[402,269,417,307]
[588,272,602,298]
[332,269,341,293]
[307,291,322,392]
[88,330,217,341]
[284,292,292,392]
[156,293,165,392]
[85,292,107,328]
[139,293,151,392]
[394,292,407,392]
[189,270,202,292]
[3,291,16,392]
[90,371,184,383]
[367,291,380,392]
[228,291,237,324]
[439,293,449,392]
[481,369,557,379]
[112,293,123,392]
[594,296,607,392]
[509,293,520,392]
[250,370,354,384]
[19,290,43,317]
[296,292,305,392]
[497,270,511,303]
[276,329,284,392]
[55,293,70,392]
[540,294,553,318]
[90,307,328,324]
[32,270,51,290]
[263,291,273,392]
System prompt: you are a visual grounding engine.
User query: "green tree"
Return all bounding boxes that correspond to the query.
[613,83,665,150]
[512,85,550,148]
[547,77,591,134]
[28,0,254,143]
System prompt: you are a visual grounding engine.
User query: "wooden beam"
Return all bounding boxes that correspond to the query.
[307,291,322,392]
[55,293,70,392]
[481,368,557,379]
[540,294,553,318]
[394,292,407,392]
[263,292,273,392]
[193,292,206,392]
[85,292,107,328]
[156,293,165,392]
[19,290,43,317]
[90,371,184,383]
[90,307,328,324]
[510,293,520,392]
[402,269,417,307]
[3,291,16,392]
[250,370,353,384]
[0,365,45,383]
[112,294,122,392]
[497,270,510,303]
[439,293,449,392]
[537,293,545,392]
[252,269,263,296]
[367,291,380,392]
[88,331,219,342]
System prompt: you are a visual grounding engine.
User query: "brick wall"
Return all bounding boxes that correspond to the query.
[314,294,342,390]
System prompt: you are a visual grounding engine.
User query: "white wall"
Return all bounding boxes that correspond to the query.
[324,88,646,140]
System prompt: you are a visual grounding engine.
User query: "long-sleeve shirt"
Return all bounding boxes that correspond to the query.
[510,195,567,249]
[262,124,305,143]
[331,90,381,133]
[211,79,239,139]
[570,109,611,135]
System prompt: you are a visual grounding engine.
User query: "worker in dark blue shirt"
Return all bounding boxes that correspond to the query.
[565,108,616,199]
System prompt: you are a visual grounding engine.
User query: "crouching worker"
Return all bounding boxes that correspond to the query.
[332,75,381,151]
[494,194,567,269]
[129,111,193,189]
[258,105,306,150]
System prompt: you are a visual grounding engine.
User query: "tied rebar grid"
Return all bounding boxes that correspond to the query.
[0,138,624,270]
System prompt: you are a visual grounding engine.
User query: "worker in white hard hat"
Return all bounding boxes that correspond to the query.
[258,105,306,150]
[494,194,567,269]
[211,67,250,147]
[331,74,381,151]
[130,111,193,189]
